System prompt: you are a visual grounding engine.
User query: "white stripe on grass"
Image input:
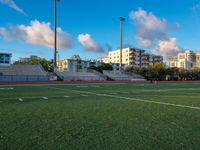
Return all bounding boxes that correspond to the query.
[103,94,200,110]
[0,96,60,101]
[0,83,127,87]
[18,98,23,102]
[45,86,200,111]
[76,86,88,88]
[0,87,14,90]
[0,96,43,100]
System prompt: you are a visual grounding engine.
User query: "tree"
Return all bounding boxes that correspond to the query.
[14,58,53,72]
[101,63,113,71]
[145,63,168,80]
[88,63,113,73]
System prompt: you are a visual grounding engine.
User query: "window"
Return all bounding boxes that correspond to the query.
[0,55,3,63]
[179,55,185,59]
[0,54,10,64]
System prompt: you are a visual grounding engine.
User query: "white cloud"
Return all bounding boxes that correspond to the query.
[129,8,181,60]
[0,20,74,50]
[154,38,181,60]
[129,8,179,48]
[0,0,26,15]
[78,33,104,53]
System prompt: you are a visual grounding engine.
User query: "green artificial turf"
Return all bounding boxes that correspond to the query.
[0,83,200,149]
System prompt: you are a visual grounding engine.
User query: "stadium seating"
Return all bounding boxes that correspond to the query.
[0,65,49,81]
[103,71,146,81]
[56,71,106,81]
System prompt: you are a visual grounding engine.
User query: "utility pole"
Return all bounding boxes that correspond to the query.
[120,17,125,71]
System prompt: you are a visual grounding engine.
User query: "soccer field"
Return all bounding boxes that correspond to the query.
[1,82,200,149]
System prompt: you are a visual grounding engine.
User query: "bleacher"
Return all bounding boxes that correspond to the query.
[0,65,49,82]
[56,71,106,81]
[103,71,146,81]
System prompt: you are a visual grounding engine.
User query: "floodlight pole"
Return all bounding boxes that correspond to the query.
[120,17,125,71]
[54,0,57,71]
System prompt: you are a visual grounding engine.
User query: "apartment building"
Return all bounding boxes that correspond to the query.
[57,55,90,72]
[169,50,199,69]
[196,52,200,68]
[102,48,163,68]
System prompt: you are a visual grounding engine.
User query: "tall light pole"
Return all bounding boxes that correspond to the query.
[54,0,59,71]
[120,17,125,71]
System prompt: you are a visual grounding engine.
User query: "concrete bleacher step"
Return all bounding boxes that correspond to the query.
[103,71,146,81]
[55,71,106,81]
[0,65,49,82]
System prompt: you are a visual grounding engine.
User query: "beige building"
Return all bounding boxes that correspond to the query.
[107,48,131,65]
[57,55,90,72]
[169,50,199,69]
[102,48,163,68]
[196,52,200,68]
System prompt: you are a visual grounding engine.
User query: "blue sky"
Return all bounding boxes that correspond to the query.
[1,0,200,61]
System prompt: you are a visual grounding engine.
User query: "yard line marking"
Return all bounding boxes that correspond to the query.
[0,87,14,90]
[0,83,127,87]
[76,86,88,88]
[102,94,200,110]
[42,97,48,100]
[0,96,58,101]
[18,98,23,102]
[64,96,70,98]
[44,86,200,111]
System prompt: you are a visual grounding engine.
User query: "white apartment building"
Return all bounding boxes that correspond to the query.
[102,48,163,68]
[57,55,90,72]
[169,50,199,69]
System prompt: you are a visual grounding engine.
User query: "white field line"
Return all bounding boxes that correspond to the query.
[45,86,200,111]
[1,85,200,110]
[76,86,88,88]
[0,83,127,87]
[0,95,63,101]
[0,91,75,98]
[18,98,23,102]
[103,94,200,110]
[0,87,14,90]
[64,96,70,98]
[0,96,43,101]
[42,97,48,100]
